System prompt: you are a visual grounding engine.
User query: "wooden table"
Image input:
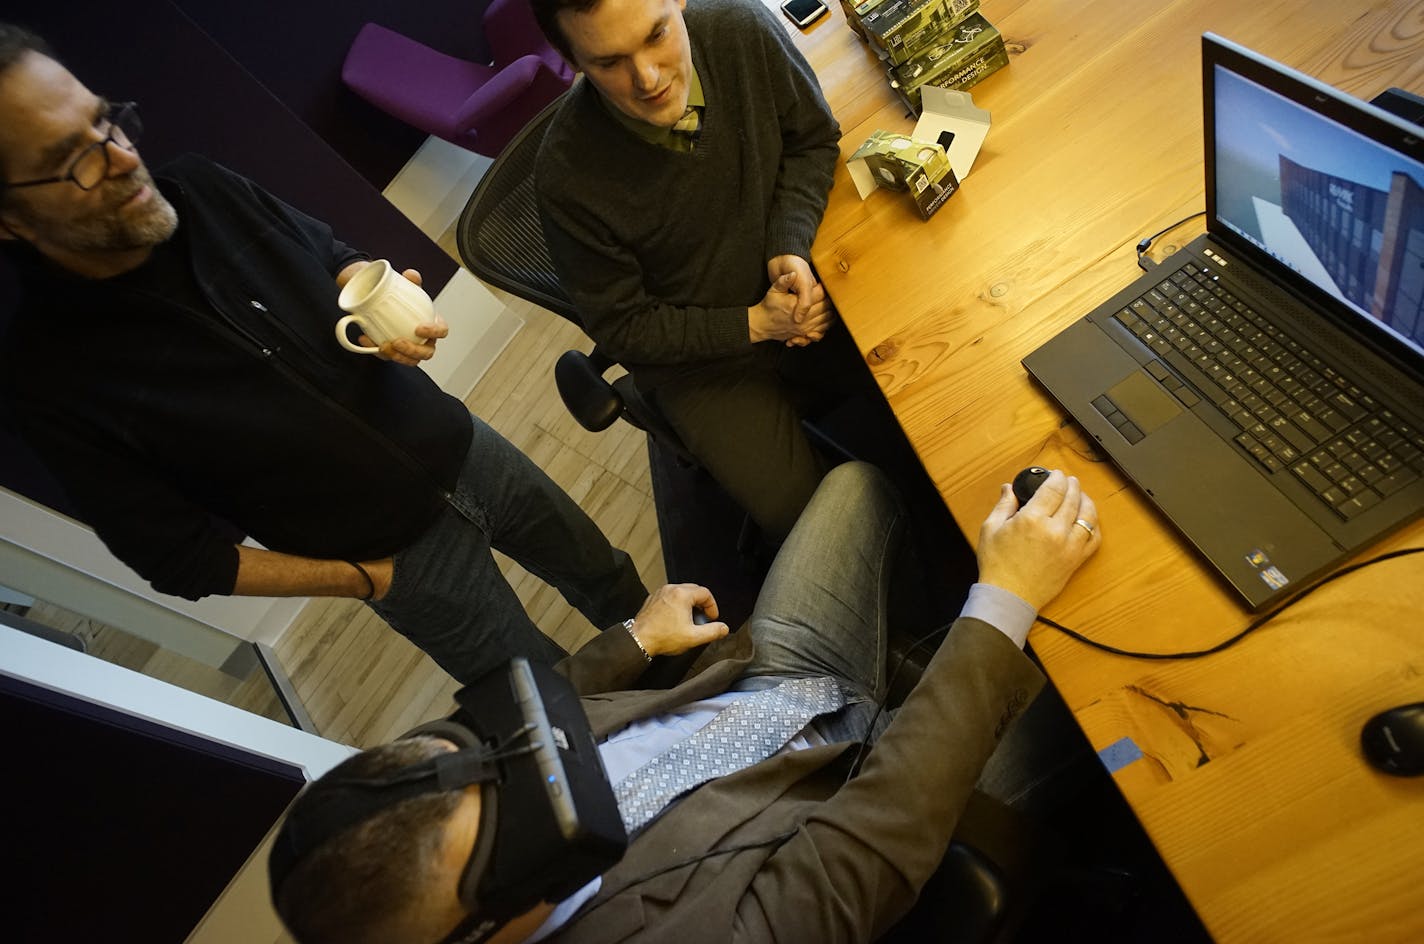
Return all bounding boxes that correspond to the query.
[785,0,1424,939]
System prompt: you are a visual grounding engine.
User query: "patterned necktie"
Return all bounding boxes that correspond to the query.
[674,107,703,137]
[613,675,844,835]
[671,106,702,148]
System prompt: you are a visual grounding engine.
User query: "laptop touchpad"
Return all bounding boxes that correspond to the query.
[1098,372,1181,443]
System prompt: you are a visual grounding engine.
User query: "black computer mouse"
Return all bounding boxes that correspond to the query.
[1360,702,1424,776]
[1011,466,1051,507]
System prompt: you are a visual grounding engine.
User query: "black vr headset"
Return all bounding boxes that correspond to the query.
[268,658,628,944]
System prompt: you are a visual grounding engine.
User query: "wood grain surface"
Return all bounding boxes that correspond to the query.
[785,0,1424,938]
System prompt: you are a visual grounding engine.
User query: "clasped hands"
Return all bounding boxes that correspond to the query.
[749,254,837,347]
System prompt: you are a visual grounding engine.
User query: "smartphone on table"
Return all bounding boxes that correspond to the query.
[781,0,830,29]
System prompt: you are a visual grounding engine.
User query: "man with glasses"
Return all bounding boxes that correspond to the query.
[0,24,649,685]
[0,100,179,265]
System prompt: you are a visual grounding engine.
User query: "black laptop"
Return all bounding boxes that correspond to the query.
[1024,33,1424,610]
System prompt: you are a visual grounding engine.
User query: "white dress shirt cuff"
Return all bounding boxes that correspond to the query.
[962,583,1037,649]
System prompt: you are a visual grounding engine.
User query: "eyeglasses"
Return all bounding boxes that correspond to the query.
[5,102,143,192]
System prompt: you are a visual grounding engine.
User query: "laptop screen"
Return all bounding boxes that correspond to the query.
[1205,36,1424,365]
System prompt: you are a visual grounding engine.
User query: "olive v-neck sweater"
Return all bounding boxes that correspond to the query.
[536,0,841,390]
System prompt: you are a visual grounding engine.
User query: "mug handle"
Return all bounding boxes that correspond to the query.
[335,314,380,354]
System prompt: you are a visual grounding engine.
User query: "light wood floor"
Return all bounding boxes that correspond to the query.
[270,284,667,749]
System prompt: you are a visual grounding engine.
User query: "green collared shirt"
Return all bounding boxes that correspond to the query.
[604,66,706,153]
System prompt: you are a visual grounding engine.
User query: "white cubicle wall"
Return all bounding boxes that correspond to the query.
[0,486,300,664]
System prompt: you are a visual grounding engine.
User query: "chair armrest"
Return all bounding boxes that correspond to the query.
[877,840,1010,944]
[879,790,1055,944]
[453,55,550,131]
[555,350,624,433]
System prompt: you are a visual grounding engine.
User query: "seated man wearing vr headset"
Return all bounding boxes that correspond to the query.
[270,462,1102,944]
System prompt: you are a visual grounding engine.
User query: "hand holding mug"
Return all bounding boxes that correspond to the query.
[335,260,443,362]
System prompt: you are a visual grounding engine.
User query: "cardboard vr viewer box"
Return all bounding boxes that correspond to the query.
[846,87,991,220]
[861,0,981,65]
[888,12,1009,113]
[849,131,959,220]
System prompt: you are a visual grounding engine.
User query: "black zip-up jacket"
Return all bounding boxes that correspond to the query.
[0,155,472,600]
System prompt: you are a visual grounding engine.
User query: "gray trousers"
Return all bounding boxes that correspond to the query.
[651,324,877,541]
[369,415,649,686]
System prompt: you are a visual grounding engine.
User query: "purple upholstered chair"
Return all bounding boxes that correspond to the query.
[341,0,575,158]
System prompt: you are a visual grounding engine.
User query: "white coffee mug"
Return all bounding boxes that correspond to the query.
[335,259,437,354]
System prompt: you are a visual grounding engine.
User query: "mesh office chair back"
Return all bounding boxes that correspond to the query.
[456,96,577,322]
[455,94,698,458]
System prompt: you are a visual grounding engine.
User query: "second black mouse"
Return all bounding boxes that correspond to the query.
[1360,701,1424,776]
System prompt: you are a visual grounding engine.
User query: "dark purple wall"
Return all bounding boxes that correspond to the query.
[174,0,493,188]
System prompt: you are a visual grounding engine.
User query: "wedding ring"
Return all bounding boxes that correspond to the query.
[1074,518,1095,536]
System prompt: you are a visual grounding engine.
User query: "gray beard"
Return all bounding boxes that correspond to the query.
[61,185,179,254]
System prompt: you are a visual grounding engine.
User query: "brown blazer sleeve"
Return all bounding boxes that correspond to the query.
[555,624,655,696]
[736,616,1045,941]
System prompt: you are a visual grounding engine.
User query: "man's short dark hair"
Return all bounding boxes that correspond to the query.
[273,737,466,944]
[529,0,602,64]
[0,23,51,76]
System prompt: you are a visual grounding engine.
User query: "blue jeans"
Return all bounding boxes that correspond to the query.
[740,462,1073,807]
[369,415,649,686]
[740,461,905,739]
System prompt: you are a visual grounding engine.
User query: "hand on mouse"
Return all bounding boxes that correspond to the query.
[1011,466,1051,507]
[977,470,1101,611]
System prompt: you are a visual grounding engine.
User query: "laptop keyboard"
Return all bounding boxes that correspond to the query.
[1110,263,1424,521]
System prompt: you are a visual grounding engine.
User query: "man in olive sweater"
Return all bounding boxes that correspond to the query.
[534,0,859,540]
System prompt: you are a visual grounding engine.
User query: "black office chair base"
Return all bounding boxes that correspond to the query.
[878,790,1062,944]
